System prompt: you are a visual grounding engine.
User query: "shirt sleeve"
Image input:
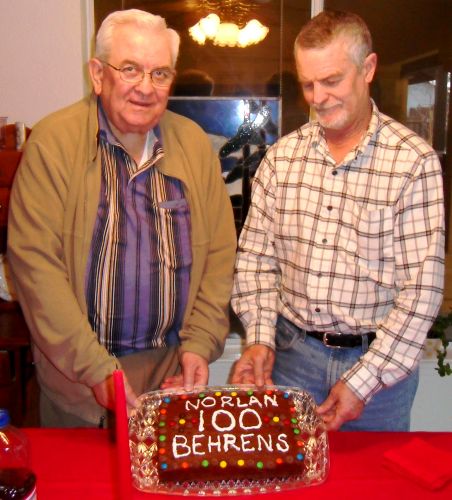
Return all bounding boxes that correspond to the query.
[343,150,445,402]
[231,148,281,349]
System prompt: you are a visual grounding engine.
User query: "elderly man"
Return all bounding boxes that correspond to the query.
[8,9,236,427]
[231,10,444,431]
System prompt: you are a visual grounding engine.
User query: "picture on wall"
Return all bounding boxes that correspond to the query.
[168,97,281,235]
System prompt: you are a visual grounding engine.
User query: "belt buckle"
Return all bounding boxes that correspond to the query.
[322,332,343,349]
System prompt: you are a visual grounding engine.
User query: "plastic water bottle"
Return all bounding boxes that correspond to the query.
[0,409,36,499]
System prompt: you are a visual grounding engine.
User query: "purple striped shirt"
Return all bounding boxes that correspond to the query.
[86,107,191,356]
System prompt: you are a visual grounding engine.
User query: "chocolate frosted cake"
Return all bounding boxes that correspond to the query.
[156,387,305,482]
[129,385,329,495]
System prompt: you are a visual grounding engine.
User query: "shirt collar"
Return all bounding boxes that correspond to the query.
[311,99,381,164]
[96,98,164,167]
[356,99,380,155]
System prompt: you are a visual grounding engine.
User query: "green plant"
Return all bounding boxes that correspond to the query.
[429,313,452,377]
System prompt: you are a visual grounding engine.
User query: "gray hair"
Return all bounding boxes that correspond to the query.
[95,9,180,67]
[294,10,373,68]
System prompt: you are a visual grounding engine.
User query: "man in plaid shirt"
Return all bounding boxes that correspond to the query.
[231,11,445,431]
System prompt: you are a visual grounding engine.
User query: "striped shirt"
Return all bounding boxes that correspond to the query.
[232,102,445,402]
[85,109,192,356]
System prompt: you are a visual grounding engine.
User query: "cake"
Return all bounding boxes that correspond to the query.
[154,387,305,483]
[129,385,329,493]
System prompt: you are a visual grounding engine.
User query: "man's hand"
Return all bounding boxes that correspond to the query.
[161,352,209,391]
[230,345,275,386]
[92,373,138,414]
[316,380,365,430]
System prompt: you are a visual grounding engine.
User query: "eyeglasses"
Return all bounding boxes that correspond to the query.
[101,61,176,87]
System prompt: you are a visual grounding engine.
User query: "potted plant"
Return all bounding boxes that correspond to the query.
[428,313,452,377]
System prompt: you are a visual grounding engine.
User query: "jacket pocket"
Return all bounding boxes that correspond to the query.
[154,198,192,270]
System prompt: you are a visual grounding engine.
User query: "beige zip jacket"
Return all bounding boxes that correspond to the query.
[7,94,236,423]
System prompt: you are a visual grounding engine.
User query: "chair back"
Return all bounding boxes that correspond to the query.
[1,123,31,150]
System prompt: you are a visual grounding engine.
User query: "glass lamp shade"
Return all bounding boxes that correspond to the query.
[199,13,220,38]
[238,19,269,47]
[188,22,206,44]
[213,22,240,47]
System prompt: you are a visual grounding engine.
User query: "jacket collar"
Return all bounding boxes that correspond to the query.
[87,92,100,162]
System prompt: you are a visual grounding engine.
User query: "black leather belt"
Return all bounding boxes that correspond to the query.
[305,330,376,348]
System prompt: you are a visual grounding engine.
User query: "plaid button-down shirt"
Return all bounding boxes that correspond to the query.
[232,102,445,402]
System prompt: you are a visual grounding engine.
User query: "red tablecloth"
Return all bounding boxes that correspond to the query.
[24,428,452,499]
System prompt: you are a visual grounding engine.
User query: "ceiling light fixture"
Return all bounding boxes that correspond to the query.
[189,1,269,48]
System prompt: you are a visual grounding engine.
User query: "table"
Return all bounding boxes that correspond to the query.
[24,428,452,499]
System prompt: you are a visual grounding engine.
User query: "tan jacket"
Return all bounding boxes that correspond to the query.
[7,94,236,423]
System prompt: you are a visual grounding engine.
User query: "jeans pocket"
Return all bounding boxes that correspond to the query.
[275,316,304,351]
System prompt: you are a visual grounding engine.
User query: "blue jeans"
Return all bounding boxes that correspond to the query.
[272,315,419,431]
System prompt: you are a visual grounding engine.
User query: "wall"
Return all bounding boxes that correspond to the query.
[0,0,93,128]
[410,359,452,432]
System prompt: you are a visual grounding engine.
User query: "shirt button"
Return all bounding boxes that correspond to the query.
[332,170,338,176]
[317,272,322,278]
[315,307,321,313]
[322,238,327,244]
[327,205,333,211]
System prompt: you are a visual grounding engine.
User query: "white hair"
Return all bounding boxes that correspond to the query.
[95,9,180,67]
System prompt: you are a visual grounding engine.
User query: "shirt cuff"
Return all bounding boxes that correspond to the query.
[245,326,276,351]
[342,362,383,403]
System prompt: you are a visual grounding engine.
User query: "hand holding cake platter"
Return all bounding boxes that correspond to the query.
[128,385,329,495]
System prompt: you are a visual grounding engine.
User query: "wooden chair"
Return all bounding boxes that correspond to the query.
[0,123,31,151]
[0,128,33,425]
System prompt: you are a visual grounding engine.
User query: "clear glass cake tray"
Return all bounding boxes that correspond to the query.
[128,384,329,496]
